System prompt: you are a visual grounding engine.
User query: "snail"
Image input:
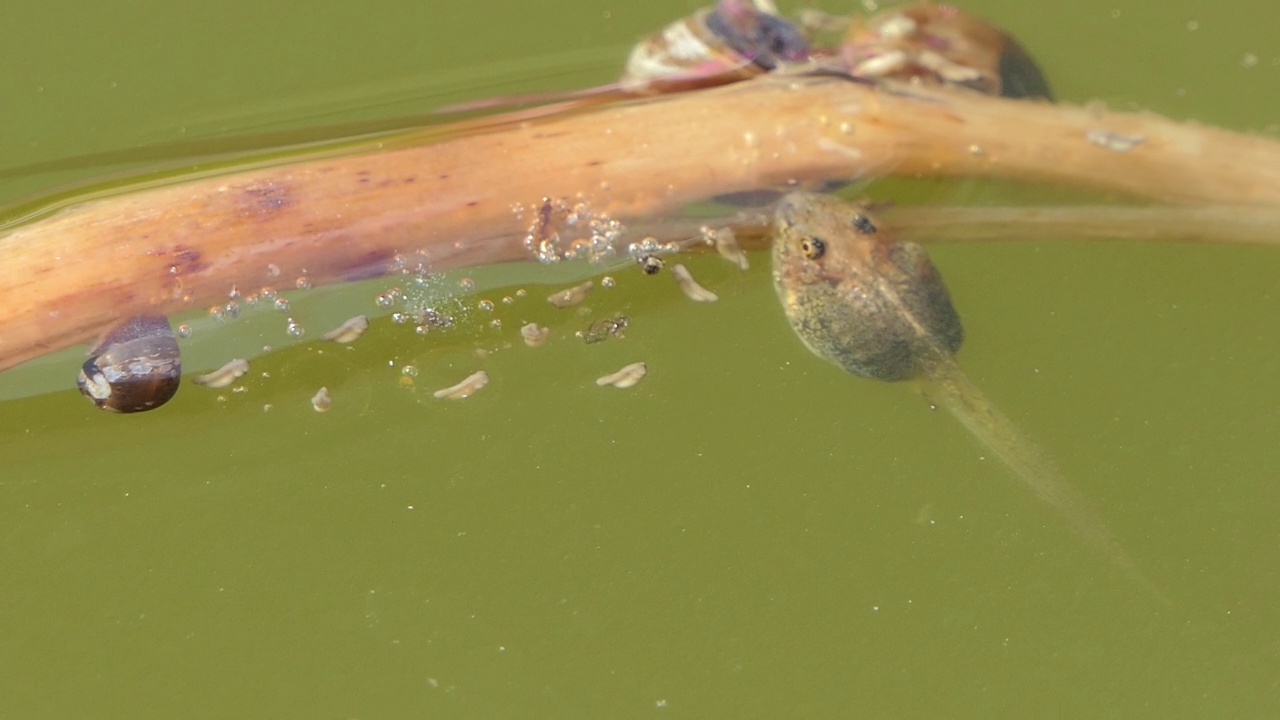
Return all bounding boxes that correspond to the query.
[435,0,811,117]
[76,315,182,413]
[622,0,810,87]
[842,2,1053,99]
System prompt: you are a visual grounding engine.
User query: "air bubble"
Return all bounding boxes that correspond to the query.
[458,277,476,291]
[208,306,226,321]
[274,297,290,312]
[295,277,312,290]
[224,300,240,319]
[286,319,305,338]
[478,300,494,312]
[489,319,502,328]
[601,276,616,288]
[177,324,193,338]
[391,312,409,324]
[401,364,419,377]
[376,292,396,308]
[501,296,514,305]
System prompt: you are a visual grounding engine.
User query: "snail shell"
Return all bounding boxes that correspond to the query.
[842,2,1052,100]
[623,0,809,85]
[76,315,181,413]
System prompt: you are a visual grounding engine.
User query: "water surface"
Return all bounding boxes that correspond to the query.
[1,0,1278,717]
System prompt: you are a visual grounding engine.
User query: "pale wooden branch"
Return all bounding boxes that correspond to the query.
[2,73,1279,373]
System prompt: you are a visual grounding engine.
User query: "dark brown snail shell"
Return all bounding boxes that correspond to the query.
[76,315,182,413]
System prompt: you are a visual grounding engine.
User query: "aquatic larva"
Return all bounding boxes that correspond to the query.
[193,358,250,389]
[671,264,719,302]
[520,323,550,347]
[310,386,332,412]
[76,315,182,413]
[596,362,647,389]
[703,226,749,270]
[546,280,594,308]
[322,315,370,343]
[433,370,489,400]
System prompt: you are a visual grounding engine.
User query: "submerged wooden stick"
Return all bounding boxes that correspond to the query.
[3,73,1280,374]
[881,205,1280,246]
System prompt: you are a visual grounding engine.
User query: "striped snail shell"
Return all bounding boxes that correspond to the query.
[623,0,810,85]
[76,315,182,413]
[842,2,1052,100]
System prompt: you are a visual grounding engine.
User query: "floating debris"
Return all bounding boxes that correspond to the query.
[77,315,182,413]
[851,213,877,235]
[581,315,630,344]
[638,254,665,275]
[672,264,719,302]
[1085,129,1146,152]
[433,370,489,400]
[520,323,550,347]
[322,315,369,343]
[596,362,647,389]
[546,280,594,308]
[704,226,749,270]
[311,387,332,412]
[193,358,250,389]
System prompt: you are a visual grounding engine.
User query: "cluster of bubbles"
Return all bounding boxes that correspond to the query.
[373,254,475,336]
[195,265,321,342]
[626,236,684,260]
[516,196,628,265]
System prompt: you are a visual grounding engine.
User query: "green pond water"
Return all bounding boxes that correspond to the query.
[2,0,1279,717]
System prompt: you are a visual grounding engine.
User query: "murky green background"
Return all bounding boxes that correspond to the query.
[2,0,1279,717]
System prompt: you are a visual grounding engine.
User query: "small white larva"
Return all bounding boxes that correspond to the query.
[193,358,250,388]
[322,315,369,343]
[520,323,550,347]
[671,264,718,302]
[703,226,749,270]
[311,386,332,412]
[546,280,594,308]
[596,362,647,389]
[433,370,489,400]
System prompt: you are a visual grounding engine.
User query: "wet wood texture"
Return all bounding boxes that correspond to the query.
[3,73,1280,373]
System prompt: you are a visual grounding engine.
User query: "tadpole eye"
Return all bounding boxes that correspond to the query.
[800,236,826,260]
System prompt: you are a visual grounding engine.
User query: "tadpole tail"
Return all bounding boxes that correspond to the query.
[920,354,1165,600]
